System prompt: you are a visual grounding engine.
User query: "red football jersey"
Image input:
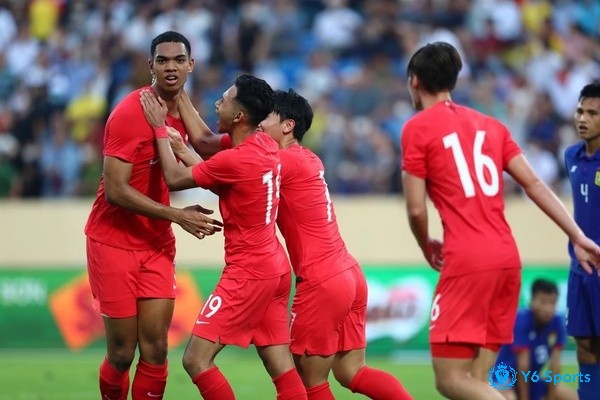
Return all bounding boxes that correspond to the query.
[277,144,357,286]
[191,131,290,279]
[85,87,187,249]
[401,101,522,276]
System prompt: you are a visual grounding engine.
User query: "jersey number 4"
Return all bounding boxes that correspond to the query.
[443,131,499,198]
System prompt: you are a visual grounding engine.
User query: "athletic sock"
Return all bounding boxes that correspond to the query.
[192,366,235,400]
[131,359,168,399]
[578,363,600,400]
[349,366,413,400]
[306,382,335,400]
[273,368,308,400]
[99,357,130,400]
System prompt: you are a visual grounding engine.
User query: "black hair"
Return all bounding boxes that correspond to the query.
[531,278,559,298]
[406,41,462,93]
[579,80,600,101]
[233,74,274,126]
[273,89,314,142]
[151,31,192,58]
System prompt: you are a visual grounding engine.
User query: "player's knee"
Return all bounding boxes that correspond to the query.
[139,337,168,364]
[434,374,457,398]
[499,388,517,400]
[108,348,136,371]
[332,364,358,389]
[182,347,212,377]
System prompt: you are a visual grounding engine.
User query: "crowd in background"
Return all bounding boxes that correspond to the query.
[0,0,598,199]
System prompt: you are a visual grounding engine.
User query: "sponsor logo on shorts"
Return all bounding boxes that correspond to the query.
[195,320,209,325]
[147,392,163,398]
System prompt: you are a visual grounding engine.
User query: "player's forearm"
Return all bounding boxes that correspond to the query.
[179,92,221,158]
[105,183,178,222]
[174,144,202,167]
[516,353,531,400]
[157,138,197,191]
[524,180,584,242]
[407,212,429,250]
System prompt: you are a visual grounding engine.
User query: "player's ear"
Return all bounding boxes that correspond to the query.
[409,73,419,90]
[283,118,295,135]
[233,110,244,123]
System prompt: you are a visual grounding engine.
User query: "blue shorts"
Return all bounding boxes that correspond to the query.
[566,270,600,337]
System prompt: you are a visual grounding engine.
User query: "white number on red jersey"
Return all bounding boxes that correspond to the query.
[318,170,333,222]
[262,163,281,224]
[442,131,499,198]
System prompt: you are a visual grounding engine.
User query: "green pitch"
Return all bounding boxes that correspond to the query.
[0,348,579,399]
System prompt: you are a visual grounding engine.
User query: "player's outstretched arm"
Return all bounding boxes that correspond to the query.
[178,90,225,159]
[402,171,443,271]
[103,156,221,240]
[506,154,600,273]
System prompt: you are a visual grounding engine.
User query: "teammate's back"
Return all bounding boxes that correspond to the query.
[276,144,356,284]
[402,100,521,275]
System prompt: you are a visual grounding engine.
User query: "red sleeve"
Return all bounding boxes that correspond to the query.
[104,102,147,162]
[191,148,239,189]
[500,123,522,169]
[220,134,232,150]
[401,120,428,179]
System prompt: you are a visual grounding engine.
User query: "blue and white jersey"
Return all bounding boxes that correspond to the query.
[564,142,600,275]
[496,308,566,373]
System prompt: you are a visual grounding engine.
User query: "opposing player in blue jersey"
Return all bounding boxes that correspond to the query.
[564,81,600,400]
[496,279,576,400]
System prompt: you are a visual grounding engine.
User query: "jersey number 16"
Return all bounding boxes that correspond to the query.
[443,131,500,198]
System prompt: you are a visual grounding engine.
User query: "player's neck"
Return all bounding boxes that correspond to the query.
[420,92,452,110]
[151,85,180,116]
[279,135,297,149]
[585,137,600,156]
[230,125,258,147]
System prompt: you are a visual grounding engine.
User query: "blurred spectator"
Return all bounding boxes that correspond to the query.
[39,112,83,197]
[312,0,363,56]
[0,0,598,199]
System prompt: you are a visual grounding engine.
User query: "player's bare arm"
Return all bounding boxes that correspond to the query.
[140,89,201,167]
[546,347,563,399]
[402,171,443,271]
[178,90,224,159]
[103,155,221,239]
[506,154,600,273]
[154,126,199,192]
[515,349,531,400]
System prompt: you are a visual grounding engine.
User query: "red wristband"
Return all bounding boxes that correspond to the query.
[154,125,168,139]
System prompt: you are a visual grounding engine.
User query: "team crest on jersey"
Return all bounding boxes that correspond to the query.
[595,168,600,186]
[548,332,557,347]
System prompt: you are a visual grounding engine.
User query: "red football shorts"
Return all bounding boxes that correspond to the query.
[192,271,292,348]
[429,268,520,358]
[290,264,367,356]
[86,237,176,318]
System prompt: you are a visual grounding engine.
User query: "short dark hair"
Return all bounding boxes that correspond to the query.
[273,89,314,142]
[531,278,558,298]
[151,31,192,58]
[233,74,274,126]
[406,42,462,93]
[579,80,600,101]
